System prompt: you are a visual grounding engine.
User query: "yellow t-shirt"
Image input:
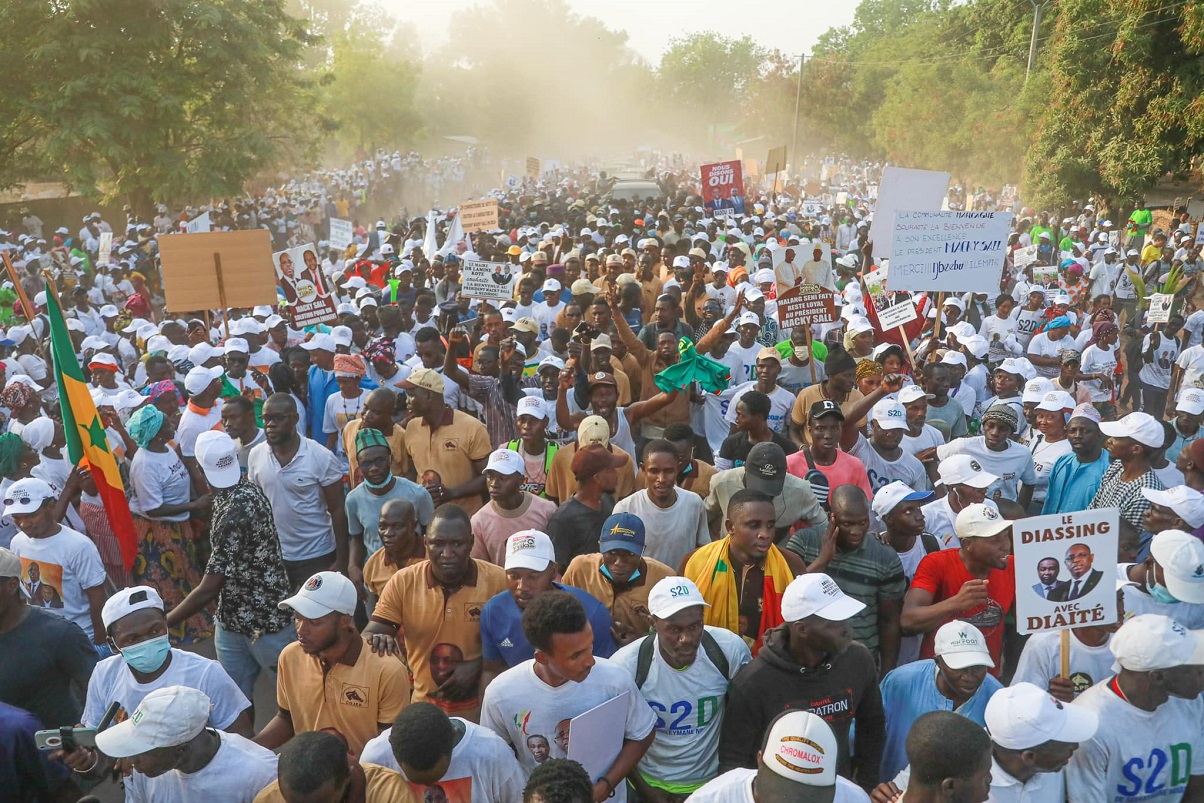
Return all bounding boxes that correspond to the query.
[276,639,411,756]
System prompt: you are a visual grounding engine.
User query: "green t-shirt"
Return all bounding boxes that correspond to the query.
[1128,209,1153,236]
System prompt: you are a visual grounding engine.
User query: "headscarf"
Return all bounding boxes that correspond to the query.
[126,405,166,448]
[1047,315,1071,331]
[0,432,25,477]
[1,382,37,413]
[363,337,396,366]
[1087,319,1118,349]
[142,380,178,402]
[856,360,883,384]
[20,417,55,453]
[333,353,366,379]
[355,427,389,455]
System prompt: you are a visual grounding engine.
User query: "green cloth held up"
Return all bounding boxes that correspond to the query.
[654,338,731,396]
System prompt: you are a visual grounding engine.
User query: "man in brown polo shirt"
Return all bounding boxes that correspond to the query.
[343,388,407,488]
[363,506,505,722]
[402,368,491,515]
[563,512,675,647]
[545,415,638,504]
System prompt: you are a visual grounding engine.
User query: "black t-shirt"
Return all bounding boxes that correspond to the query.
[0,607,97,728]
[545,495,615,568]
[718,431,799,468]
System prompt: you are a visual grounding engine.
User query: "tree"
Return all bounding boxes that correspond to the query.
[658,34,767,123]
[4,0,322,211]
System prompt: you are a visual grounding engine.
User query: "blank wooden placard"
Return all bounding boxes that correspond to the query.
[157,229,279,312]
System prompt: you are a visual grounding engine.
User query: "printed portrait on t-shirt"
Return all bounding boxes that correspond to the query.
[406,777,471,803]
[554,718,571,758]
[21,558,64,609]
[526,733,551,763]
[429,643,472,701]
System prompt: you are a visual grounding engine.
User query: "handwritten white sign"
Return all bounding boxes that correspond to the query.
[878,299,918,330]
[888,210,1013,294]
[328,218,353,251]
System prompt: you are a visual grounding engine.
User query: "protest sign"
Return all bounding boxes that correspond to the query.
[185,212,211,233]
[772,241,834,294]
[765,146,787,176]
[774,284,838,329]
[526,157,541,178]
[460,198,499,233]
[1196,223,1204,246]
[273,243,337,327]
[835,191,848,207]
[863,266,889,308]
[461,258,518,301]
[700,160,745,218]
[1148,293,1174,323]
[1013,508,1119,636]
[328,218,354,251]
[1013,244,1039,269]
[888,210,1012,294]
[1032,264,1059,284]
[867,167,949,259]
[878,299,918,330]
[97,231,112,263]
[157,230,277,314]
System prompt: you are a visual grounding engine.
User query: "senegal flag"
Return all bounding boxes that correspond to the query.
[45,289,137,570]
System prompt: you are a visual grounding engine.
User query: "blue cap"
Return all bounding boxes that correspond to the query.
[599,513,645,554]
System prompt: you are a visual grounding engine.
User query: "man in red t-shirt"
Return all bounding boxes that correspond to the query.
[900,501,1015,675]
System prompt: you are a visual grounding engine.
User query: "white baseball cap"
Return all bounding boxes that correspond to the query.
[95,686,211,758]
[1111,613,1204,671]
[101,585,165,631]
[948,321,976,342]
[542,278,562,293]
[330,326,353,348]
[648,577,711,619]
[897,385,934,404]
[278,571,357,619]
[934,620,994,669]
[781,573,866,622]
[962,335,989,359]
[222,336,249,355]
[872,481,933,519]
[592,333,613,351]
[939,350,967,368]
[871,398,908,431]
[985,682,1099,750]
[955,501,1011,539]
[195,431,241,490]
[1022,377,1055,404]
[88,352,119,370]
[3,478,56,516]
[737,311,761,329]
[187,342,223,366]
[504,530,555,572]
[759,710,839,794]
[301,333,336,352]
[1177,389,1204,416]
[1035,390,1076,412]
[1150,530,1204,604]
[1142,488,1204,529]
[938,454,999,489]
[184,365,225,395]
[1099,411,1166,449]
[485,448,526,476]
[516,395,548,420]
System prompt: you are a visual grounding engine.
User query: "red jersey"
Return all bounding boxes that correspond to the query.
[910,549,1015,676]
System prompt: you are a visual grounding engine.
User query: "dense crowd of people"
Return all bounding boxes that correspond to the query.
[3,151,1204,803]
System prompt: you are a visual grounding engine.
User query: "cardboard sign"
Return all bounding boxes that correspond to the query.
[772,241,834,296]
[863,266,889,308]
[505,175,521,191]
[1032,264,1059,285]
[1013,244,1039,268]
[744,159,760,178]
[185,212,211,233]
[867,167,949,259]
[461,258,517,301]
[273,243,338,327]
[835,191,849,206]
[766,146,787,176]
[888,210,1013,294]
[775,285,838,329]
[460,199,500,233]
[879,299,918,330]
[157,229,278,313]
[1148,293,1174,323]
[526,157,541,178]
[1013,508,1119,635]
[328,218,354,251]
[97,232,112,262]
[701,160,745,219]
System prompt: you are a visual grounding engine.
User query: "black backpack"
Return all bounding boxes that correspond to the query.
[634,631,731,690]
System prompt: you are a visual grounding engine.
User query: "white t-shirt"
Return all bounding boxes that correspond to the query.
[688,767,869,803]
[1066,681,1204,803]
[1027,332,1077,379]
[850,435,930,495]
[892,757,1063,803]
[124,731,277,803]
[936,437,1038,501]
[176,401,224,457]
[613,491,711,570]
[532,300,565,338]
[1177,345,1204,392]
[1027,435,1073,503]
[900,425,944,459]
[610,628,751,786]
[360,718,526,803]
[1080,343,1118,403]
[1012,308,1045,350]
[1183,310,1204,349]
[1089,260,1119,297]
[979,314,1021,363]
[1140,332,1180,390]
[725,342,762,384]
[1012,631,1115,699]
[129,447,193,522]
[479,659,658,803]
[10,526,106,639]
[724,382,795,435]
[1121,580,1204,629]
[83,649,250,728]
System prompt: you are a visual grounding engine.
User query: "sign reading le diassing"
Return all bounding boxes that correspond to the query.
[888,210,1013,295]
[460,199,500,233]
[1012,508,1119,635]
[461,258,518,301]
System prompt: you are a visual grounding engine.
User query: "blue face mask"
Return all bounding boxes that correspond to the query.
[600,563,640,584]
[363,472,394,490]
[118,634,171,674]
[1148,565,1180,605]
